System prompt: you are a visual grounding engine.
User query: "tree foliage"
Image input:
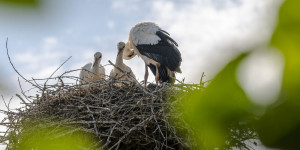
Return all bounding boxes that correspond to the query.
[180,0,300,149]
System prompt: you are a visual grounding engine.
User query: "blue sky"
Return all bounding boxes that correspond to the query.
[0,0,284,148]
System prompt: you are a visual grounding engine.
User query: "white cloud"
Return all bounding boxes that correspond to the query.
[6,36,81,96]
[15,37,65,78]
[111,0,141,13]
[69,49,97,72]
[92,35,102,45]
[64,28,74,35]
[44,37,58,46]
[107,20,115,30]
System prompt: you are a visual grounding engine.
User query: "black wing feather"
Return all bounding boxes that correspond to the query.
[136,31,182,71]
[159,29,170,36]
[156,30,178,46]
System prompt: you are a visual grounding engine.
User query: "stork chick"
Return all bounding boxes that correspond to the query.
[110,42,136,86]
[123,22,182,88]
[79,52,105,84]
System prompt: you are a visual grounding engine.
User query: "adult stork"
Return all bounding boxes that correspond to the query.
[110,41,136,86]
[123,22,182,87]
[79,52,106,84]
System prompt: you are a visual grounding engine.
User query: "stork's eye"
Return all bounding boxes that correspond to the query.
[128,52,134,57]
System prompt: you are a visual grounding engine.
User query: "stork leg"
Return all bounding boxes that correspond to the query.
[144,63,149,89]
[155,64,159,85]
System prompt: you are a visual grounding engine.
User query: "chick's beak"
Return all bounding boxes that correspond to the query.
[117,49,121,55]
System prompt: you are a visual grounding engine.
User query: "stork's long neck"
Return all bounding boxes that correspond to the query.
[115,49,124,66]
[92,59,100,73]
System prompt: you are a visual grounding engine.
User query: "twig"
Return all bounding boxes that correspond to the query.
[5,38,42,90]
[1,95,12,112]
[80,101,99,136]
[108,116,153,150]
[200,72,205,86]
[16,94,29,107]
[18,77,32,103]
[43,56,72,90]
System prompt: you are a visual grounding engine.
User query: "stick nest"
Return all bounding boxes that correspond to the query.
[0,75,200,150]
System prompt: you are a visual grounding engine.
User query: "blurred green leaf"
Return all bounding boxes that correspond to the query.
[181,54,254,149]
[0,0,39,7]
[0,0,37,4]
[13,119,99,150]
[257,0,300,149]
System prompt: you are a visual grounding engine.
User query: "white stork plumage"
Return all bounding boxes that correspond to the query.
[110,42,136,86]
[123,22,182,87]
[79,52,106,84]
